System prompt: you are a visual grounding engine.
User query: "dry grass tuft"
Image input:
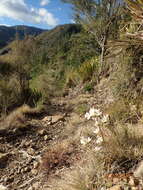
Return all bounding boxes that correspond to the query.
[103,123,143,169]
[0,104,42,131]
[48,150,106,190]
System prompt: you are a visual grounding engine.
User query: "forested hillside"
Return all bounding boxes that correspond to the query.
[0,25,45,48]
[1,0,143,190]
[0,23,100,113]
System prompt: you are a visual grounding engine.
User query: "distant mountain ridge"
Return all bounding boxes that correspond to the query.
[0,25,46,48]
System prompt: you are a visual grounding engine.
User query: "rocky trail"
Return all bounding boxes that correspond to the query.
[0,91,93,190]
[0,97,75,190]
[1,88,143,190]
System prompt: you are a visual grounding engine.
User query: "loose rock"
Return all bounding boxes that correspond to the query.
[32,182,39,189]
[27,148,35,156]
[0,184,7,190]
[38,129,46,136]
[44,135,48,141]
[31,169,38,175]
[33,161,39,169]
[108,185,123,190]
[51,115,64,123]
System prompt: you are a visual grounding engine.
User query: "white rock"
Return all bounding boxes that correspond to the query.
[33,161,39,169]
[85,107,102,120]
[89,108,102,117]
[0,184,7,190]
[85,112,90,120]
[134,161,143,178]
[44,135,48,141]
[31,169,38,175]
[42,116,51,122]
[27,187,33,190]
[38,129,46,135]
[94,118,99,126]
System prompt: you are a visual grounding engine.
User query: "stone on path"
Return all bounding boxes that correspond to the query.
[0,184,7,190]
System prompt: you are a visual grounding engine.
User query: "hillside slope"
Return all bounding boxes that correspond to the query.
[36,24,82,58]
[0,25,45,48]
[36,24,99,64]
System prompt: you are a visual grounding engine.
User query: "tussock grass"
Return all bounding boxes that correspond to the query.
[106,99,130,123]
[106,98,140,124]
[0,76,21,113]
[103,123,143,169]
[48,150,106,190]
[65,67,80,87]
[0,104,42,131]
[78,56,99,83]
[65,56,99,87]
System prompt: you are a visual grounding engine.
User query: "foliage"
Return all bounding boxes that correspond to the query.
[0,37,42,114]
[125,0,143,22]
[83,83,94,92]
[65,56,100,87]
[78,56,99,82]
[62,0,125,71]
[0,24,100,114]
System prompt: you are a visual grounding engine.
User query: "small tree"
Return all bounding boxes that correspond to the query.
[62,0,124,73]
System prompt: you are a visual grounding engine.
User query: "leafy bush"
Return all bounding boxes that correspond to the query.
[0,76,21,113]
[0,62,14,75]
[0,75,42,114]
[83,83,94,92]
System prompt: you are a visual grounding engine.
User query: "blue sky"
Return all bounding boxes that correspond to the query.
[0,0,74,29]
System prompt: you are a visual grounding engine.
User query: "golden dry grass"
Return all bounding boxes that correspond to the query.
[103,123,143,165]
[0,104,42,131]
[46,149,106,190]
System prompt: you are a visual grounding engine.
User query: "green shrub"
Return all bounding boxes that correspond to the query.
[83,83,94,92]
[0,76,22,113]
[65,67,80,87]
[65,56,99,87]
[74,103,88,115]
[0,62,14,75]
